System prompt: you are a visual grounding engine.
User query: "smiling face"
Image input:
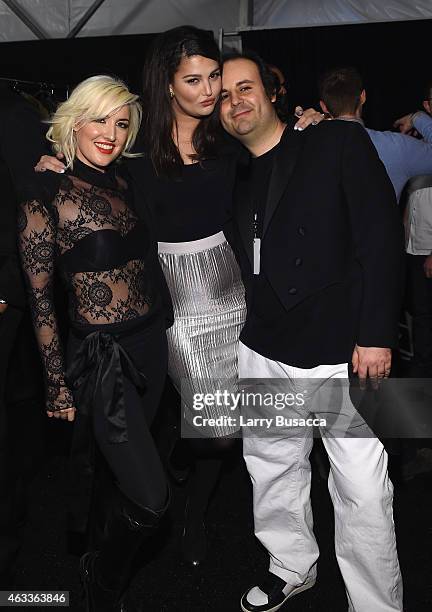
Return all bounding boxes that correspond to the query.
[170,54,221,119]
[220,58,276,142]
[74,105,130,171]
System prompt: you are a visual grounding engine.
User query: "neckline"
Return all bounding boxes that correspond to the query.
[335,116,365,126]
[70,158,119,190]
[183,161,201,169]
[252,141,280,163]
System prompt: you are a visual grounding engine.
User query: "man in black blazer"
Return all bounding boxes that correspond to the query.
[220,54,404,612]
[0,82,47,586]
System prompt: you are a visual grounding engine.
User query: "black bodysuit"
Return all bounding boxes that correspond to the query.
[18,159,168,514]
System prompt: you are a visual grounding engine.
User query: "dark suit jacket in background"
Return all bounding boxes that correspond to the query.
[231,118,405,366]
[0,83,47,309]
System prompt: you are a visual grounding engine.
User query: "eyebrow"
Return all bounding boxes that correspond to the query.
[103,112,130,121]
[221,79,254,92]
[182,69,220,78]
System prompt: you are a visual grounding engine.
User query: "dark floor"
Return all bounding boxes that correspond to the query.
[8,424,432,612]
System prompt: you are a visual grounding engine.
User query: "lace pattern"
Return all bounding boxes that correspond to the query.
[18,170,152,413]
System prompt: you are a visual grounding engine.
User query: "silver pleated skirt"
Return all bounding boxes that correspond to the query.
[158,231,246,437]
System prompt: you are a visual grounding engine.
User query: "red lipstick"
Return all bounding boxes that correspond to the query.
[94,141,115,154]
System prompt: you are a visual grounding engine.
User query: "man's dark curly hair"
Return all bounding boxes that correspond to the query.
[221,50,290,121]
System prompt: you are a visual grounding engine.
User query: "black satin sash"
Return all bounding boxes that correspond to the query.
[65,315,161,536]
[66,330,147,443]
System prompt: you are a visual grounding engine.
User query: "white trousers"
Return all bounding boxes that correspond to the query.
[239,342,403,612]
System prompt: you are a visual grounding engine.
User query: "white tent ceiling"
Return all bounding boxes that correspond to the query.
[252,0,432,29]
[0,0,432,43]
[0,0,241,41]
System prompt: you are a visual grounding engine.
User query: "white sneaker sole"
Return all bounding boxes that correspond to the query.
[240,578,316,612]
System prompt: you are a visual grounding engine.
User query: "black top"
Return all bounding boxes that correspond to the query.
[250,145,285,321]
[18,159,163,413]
[242,142,308,362]
[126,133,243,243]
[250,144,278,237]
[146,158,232,242]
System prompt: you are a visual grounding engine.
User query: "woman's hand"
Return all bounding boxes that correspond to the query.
[294,106,331,131]
[35,152,66,174]
[47,385,76,421]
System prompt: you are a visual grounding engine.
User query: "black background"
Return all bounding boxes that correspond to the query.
[0,32,156,100]
[241,18,432,129]
[0,18,431,128]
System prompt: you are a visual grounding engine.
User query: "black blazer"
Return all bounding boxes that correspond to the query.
[0,84,47,308]
[231,119,405,351]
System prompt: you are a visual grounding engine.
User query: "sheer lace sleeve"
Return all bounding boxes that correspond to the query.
[17,199,75,413]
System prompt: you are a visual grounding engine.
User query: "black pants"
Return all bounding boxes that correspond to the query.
[0,305,22,575]
[407,254,432,374]
[67,316,169,517]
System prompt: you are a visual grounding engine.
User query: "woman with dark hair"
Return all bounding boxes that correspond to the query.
[141,25,224,176]
[137,25,246,565]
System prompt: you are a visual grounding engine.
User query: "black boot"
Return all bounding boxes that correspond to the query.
[80,491,169,612]
[182,496,207,566]
[181,457,222,566]
[166,438,192,485]
[181,439,236,566]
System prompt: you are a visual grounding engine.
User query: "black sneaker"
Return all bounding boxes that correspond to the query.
[240,572,315,612]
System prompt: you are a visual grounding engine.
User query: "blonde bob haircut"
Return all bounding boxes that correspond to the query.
[46,75,142,169]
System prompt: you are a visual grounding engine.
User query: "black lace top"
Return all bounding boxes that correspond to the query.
[18,159,161,413]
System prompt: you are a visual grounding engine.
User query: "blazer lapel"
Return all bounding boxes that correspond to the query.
[262,126,305,238]
[235,158,254,267]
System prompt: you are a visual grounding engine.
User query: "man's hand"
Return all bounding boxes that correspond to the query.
[424,254,432,278]
[34,152,66,173]
[293,106,330,131]
[352,345,392,389]
[393,113,419,137]
[0,302,8,314]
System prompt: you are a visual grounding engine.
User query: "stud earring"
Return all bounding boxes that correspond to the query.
[169,88,174,99]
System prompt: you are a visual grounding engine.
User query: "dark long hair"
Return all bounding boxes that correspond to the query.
[142,25,222,177]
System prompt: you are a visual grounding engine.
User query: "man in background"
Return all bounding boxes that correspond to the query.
[318,66,432,202]
[393,81,432,378]
[392,82,432,478]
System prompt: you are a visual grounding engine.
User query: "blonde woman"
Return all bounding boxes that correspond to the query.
[18,75,171,612]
